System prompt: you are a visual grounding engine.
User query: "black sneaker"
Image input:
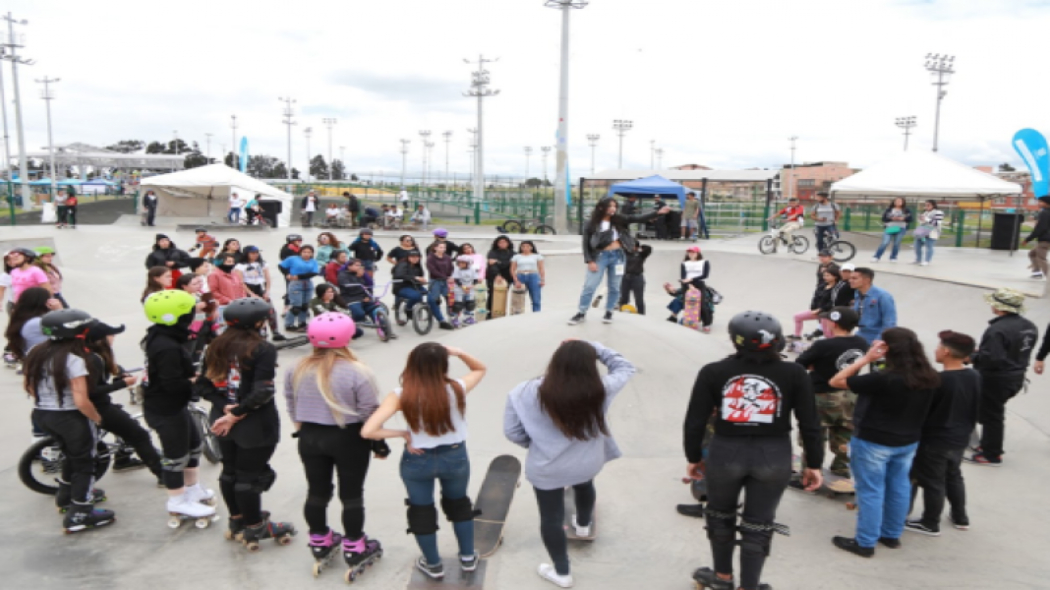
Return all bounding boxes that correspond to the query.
[832,536,874,558]
[878,537,902,548]
[691,567,733,590]
[963,452,1002,466]
[459,551,480,572]
[112,457,147,472]
[272,333,287,342]
[603,311,613,324]
[415,557,445,579]
[439,321,455,331]
[904,521,940,536]
[567,313,586,326]
[676,503,704,518]
[949,515,970,530]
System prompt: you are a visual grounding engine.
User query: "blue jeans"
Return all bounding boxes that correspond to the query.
[578,249,626,314]
[914,237,936,263]
[348,301,381,323]
[227,207,241,223]
[815,225,835,251]
[285,279,312,328]
[516,273,541,312]
[400,443,474,565]
[850,437,918,548]
[874,231,905,261]
[398,287,424,313]
[427,280,449,322]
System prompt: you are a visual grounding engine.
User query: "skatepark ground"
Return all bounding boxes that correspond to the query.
[0,224,1048,590]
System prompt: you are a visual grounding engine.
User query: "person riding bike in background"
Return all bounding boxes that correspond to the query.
[767,197,805,243]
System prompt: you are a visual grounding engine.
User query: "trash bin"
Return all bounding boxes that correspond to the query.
[258,200,282,228]
[990,211,1024,250]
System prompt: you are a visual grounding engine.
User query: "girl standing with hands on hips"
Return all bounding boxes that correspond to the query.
[362,343,487,580]
[504,339,636,588]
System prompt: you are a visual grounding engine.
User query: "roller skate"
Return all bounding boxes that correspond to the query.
[241,516,296,552]
[308,529,344,577]
[3,350,19,370]
[450,315,461,329]
[55,481,106,513]
[463,315,476,326]
[166,491,219,529]
[225,511,269,541]
[343,534,383,582]
[184,483,217,506]
[63,503,115,534]
[692,567,733,590]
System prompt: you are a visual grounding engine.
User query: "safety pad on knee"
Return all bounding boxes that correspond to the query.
[305,493,334,508]
[161,454,190,473]
[405,501,439,535]
[704,507,737,544]
[188,442,203,468]
[739,516,789,558]
[233,468,277,494]
[218,472,237,486]
[441,496,481,523]
[289,306,304,316]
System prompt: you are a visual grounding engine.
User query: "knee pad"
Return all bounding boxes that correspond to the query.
[219,472,237,487]
[188,442,203,468]
[738,516,790,558]
[704,507,737,545]
[465,300,476,312]
[341,496,364,511]
[305,493,333,508]
[161,453,190,473]
[451,301,465,314]
[405,501,439,535]
[234,468,277,494]
[440,496,480,523]
[289,306,304,316]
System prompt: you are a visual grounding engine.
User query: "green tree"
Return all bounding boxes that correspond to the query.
[331,159,346,180]
[247,155,281,178]
[309,155,328,180]
[106,139,144,153]
[1000,162,1016,172]
[272,162,289,178]
[525,177,543,188]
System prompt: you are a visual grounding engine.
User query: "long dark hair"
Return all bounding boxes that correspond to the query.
[5,287,51,359]
[588,198,624,231]
[24,339,98,407]
[489,235,513,253]
[880,327,941,390]
[537,341,609,441]
[35,255,62,279]
[86,335,120,377]
[518,240,539,254]
[142,266,170,302]
[203,326,266,383]
[888,197,907,210]
[400,342,465,437]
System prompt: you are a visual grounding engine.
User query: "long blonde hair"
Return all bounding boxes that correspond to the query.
[291,347,378,427]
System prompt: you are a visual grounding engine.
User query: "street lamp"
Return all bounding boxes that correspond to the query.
[304,127,313,182]
[895,116,917,151]
[613,119,633,168]
[586,134,599,175]
[442,131,452,189]
[279,97,296,180]
[323,118,337,180]
[524,146,533,183]
[2,13,32,210]
[541,146,551,183]
[35,76,58,196]
[655,148,664,169]
[925,53,955,152]
[463,56,500,202]
[399,139,410,186]
[787,136,798,200]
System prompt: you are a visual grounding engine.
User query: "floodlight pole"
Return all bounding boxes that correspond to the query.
[655,147,664,169]
[0,48,13,199]
[895,116,917,151]
[36,76,58,196]
[613,119,633,169]
[463,55,499,203]
[323,118,337,180]
[467,128,478,189]
[545,0,588,233]
[304,127,313,182]
[230,114,238,168]
[339,145,346,180]
[418,130,430,194]
[279,97,296,179]
[925,54,955,153]
[442,131,452,189]
[204,133,213,163]
[788,136,798,200]
[541,146,551,182]
[3,13,32,209]
[399,139,410,186]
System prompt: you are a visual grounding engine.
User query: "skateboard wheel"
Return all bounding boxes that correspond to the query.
[345,569,357,583]
[167,517,181,529]
[312,562,323,577]
[245,541,261,552]
[277,534,293,546]
[195,518,210,529]
[223,530,234,540]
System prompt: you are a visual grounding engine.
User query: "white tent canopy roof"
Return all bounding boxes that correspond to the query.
[830,150,1021,199]
[140,164,294,227]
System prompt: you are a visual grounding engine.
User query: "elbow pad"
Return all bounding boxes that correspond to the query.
[240,380,276,412]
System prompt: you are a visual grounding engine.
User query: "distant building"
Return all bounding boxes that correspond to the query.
[672,164,713,171]
[776,161,857,201]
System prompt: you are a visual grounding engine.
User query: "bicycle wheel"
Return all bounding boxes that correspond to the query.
[394,298,410,326]
[274,335,311,350]
[758,236,777,255]
[374,307,393,342]
[412,304,434,335]
[827,240,856,263]
[534,225,556,235]
[18,437,63,495]
[789,235,810,254]
[192,406,222,464]
[502,220,523,233]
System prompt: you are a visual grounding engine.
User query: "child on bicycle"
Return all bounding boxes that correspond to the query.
[449,257,478,328]
[338,259,384,325]
[767,197,805,241]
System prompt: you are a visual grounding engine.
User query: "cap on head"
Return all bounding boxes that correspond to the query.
[406,250,422,258]
[433,228,448,238]
[818,307,859,331]
[360,228,373,236]
[687,245,701,253]
[155,233,170,242]
[985,288,1026,314]
[840,263,856,271]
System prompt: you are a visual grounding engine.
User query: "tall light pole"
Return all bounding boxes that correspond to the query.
[230,114,238,168]
[925,54,955,152]
[418,129,431,191]
[524,146,533,183]
[467,128,478,189]
[304,127,313,181]
[442,131,452,188]
[339,145,346,180]
[204,132,213,164]
[541,146,551,183]
[787,136,798,200]
[322,118,337,180]
[463,55,500,203]
[399,139,410,186]
[174,130,180,156]
[896,116,917,151]
[655,147,664,169]
[613,119,633,169]
[545,0,588,232]
[0,47,14,192]
[3,13,32,209]
[586,134,599,174]
[279,97,296,179]
[426,141,435,189]
[35,76,58,193]
[650,139,655,168]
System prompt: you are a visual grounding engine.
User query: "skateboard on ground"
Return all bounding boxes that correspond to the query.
[490,278,509,319]
[473,455,522,557]
[510,285,527,315]
[563,487,597,541]
[681,287,702,330]
[474,284,488,321]
[790,454,857,509]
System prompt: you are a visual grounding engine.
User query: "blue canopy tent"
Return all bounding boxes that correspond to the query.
[606,174,687,207]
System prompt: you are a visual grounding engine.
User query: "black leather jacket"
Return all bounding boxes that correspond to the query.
[973,314,1039,378]
[582,211,659,264]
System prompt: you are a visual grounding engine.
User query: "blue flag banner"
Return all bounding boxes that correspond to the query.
[239,137,249,173]
[1013,128,1049,198]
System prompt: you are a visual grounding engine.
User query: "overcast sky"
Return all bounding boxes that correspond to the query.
[5,0,1050,179]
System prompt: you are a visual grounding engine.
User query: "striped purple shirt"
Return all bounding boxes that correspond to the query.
[283,361,380,426]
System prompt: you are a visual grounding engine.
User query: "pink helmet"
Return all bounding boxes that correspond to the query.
[307,312,356,349]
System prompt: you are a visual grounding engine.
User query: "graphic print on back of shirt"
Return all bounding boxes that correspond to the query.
[836,348,865,370]
[722,374,782,424]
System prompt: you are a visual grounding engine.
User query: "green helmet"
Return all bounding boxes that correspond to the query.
[143,290,197,326]
[34,246,55,255]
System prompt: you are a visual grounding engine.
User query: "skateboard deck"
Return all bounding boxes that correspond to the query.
[563,487,597,541]
[790,454,856,509]
[490,279,509,319]
[620,304,637,313]
[681,287,702,330]
[510,286,527,315]
[405,558,487,589]
[474,284,488,319]
[473,455,522,557]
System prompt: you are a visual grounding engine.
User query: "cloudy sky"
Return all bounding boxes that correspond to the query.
[5,0,1050,180]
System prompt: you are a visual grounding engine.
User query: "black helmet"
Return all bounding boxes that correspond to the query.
[727,310,785,352]
[223,298,273,329]
[12,247,37,261]
[41,309,95,340]
[286,233,303,243]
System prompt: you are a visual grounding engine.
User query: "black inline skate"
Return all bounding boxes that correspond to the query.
[225,511,270,541]
[308,528,343,577]
[55,481,106,513]
[342,534,383,583]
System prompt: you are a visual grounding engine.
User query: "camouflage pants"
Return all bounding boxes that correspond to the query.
[799,390,856,478]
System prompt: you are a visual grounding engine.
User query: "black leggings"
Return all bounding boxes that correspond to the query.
[246,283,281,334]
[298,422,373,537]
[533,481,596,576]
[218,440,277,526]
[34,409,97,505]
[100,404,162,475]
[705,435,792,590]
[144,408,201,490]
[618,273,646,314]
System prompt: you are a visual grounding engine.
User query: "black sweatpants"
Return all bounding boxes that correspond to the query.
[909,443,967,527]
[978,374,1024,460]
[533,481,596,576]
[618,273,646,314]
[100,404,162,474]
[219,440,277,526]
[705,435,792,590]
[298,422,373,537]
[34,409,97,505]
[144,407,201,490]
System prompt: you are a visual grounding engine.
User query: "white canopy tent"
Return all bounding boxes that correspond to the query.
[830,150,1022,200]
[139,164,294,227]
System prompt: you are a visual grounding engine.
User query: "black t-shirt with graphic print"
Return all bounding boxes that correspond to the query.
[796,335,870,393]
[684,356,824,469]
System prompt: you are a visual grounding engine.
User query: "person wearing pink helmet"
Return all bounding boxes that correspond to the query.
[285,312,389,576]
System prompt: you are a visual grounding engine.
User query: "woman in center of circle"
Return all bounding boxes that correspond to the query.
[512,240,545,312]
[503,339,636,588]
[362,342,487,581]
[426,242,455,331]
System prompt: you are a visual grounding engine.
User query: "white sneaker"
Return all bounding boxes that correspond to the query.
[889,258,898,263]
[167,492,217,518]
[870,257,879,263]
[538,563,574,588]
[184,483,216,505]
[572,515,594,539]
[920,261,929,267]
